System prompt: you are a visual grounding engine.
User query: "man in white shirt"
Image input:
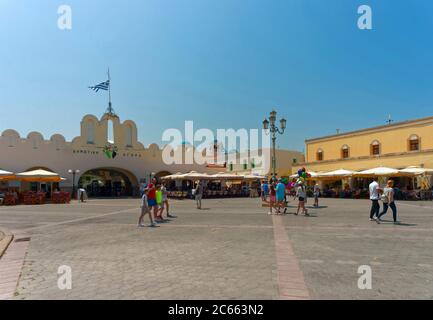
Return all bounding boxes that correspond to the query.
[369,178,381,221]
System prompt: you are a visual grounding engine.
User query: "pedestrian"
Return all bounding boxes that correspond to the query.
[159,182,174,218]
[139,179,147,197]
[138,189,156,227]
[377,180,400,224]
[147,178,162,222]
[283,183,290,214]
[78,188,87,202]
[268,183,276,214]
[296,181,309,216]
[276,178,286,214]
[195,180,203,209]
[369,177,381,222]
[313,183,320,207]
[261,180,269,201]
[156,185,163,218]
[291,178,298,200]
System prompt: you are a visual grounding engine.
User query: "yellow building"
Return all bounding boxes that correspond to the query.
[294,116,433,193]
[302,116,433,172]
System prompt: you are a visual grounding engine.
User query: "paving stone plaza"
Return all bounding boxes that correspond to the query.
[0,197,432,300]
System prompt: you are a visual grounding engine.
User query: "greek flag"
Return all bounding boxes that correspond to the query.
[89,80,110,92]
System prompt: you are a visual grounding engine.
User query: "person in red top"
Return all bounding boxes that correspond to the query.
[147,178,162,222]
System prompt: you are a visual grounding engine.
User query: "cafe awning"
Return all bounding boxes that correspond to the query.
[210,172,243,180]
[242,174,266,180]
[15,169,62,182]
[354,167,402,177]
[317,169,357,179]
[0,170,15,180]
[177,171,212,180]
[161,172,184,180]
[399,166,433,176]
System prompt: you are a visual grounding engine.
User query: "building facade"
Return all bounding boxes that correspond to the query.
[300,115,433,173]
[0,112,221,196]
[226,148,305,177]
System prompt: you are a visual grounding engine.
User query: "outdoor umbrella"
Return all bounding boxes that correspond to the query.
[0,169,15,180]
[399,166,433,176]
[242,174,266,180]
[179,171,212,180]
[210,172,243,180]
[15,169,62,182]
[161,172,184,180]
[317,169,357,179]
[354,167,401,177]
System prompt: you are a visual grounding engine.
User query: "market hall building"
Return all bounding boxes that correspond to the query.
[0,111,221,197]
[298,115,433,190]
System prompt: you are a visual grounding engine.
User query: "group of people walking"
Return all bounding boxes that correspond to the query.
[260,175,401,225]
[369,178,400,224]
[138,176,401,227]
[261,179,319,216]
[138,178,174,227]
[138,178,207,227]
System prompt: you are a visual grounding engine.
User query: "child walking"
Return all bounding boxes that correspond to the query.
[138,189,156,227]
[268,184,276,215]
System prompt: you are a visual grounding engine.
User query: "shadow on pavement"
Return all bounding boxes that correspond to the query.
[378,220,417,227]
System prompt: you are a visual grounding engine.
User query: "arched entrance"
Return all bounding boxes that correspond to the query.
[78,168,138,197]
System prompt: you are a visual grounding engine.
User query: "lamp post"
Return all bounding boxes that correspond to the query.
[68,169,80,199]
[149,172,156,182]
[263,110,286,181]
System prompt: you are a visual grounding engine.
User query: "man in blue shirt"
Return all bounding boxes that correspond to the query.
[276,179,286,214]
[261,180,269,201]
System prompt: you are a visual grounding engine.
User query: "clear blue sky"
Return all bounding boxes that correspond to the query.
[1,0,433,152]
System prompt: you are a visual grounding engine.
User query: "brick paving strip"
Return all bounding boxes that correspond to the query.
[0,231,29,300]
[272,215,311,300]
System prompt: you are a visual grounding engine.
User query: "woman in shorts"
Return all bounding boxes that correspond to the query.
[296,182,309,216]
[159,182,174,218]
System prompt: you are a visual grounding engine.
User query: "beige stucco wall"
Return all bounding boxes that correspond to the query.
[0,113,220,190]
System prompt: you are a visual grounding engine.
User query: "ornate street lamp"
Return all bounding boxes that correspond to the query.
[149,171,156,182]
[263,110,286,180]
[68,169,80,199]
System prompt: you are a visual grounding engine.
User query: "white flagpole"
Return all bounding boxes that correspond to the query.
[108,68,113,114]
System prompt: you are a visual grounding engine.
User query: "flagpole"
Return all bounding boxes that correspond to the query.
[107,68,112,114]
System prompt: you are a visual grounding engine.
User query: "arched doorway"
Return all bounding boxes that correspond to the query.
[78,168,138,197]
